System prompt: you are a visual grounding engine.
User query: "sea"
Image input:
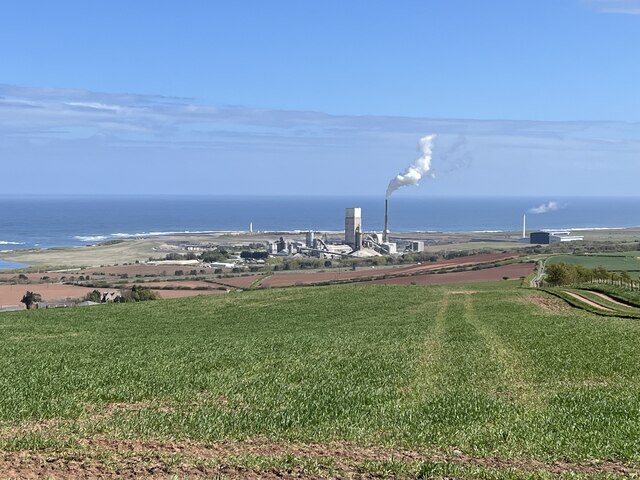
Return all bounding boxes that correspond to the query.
[1,195,639,269]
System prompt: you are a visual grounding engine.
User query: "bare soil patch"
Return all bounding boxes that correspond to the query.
[521,291,570,314]
[132,281,218,289]
[214,275,263,289]
[1,437,638,479]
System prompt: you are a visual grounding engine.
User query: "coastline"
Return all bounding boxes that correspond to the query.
[1,226,639,271]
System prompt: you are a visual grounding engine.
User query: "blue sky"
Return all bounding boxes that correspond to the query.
[1,0,639,196]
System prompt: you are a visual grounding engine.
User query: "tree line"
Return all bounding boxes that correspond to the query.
[545,262,638,290]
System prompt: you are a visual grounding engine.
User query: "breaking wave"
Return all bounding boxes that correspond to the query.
[73,230,222,244]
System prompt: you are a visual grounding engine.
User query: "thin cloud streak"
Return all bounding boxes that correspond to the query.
[585,0,640,14]
[1,84,639,145]
[1,84,640,196]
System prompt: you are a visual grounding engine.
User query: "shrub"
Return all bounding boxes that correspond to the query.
[85,290,102,303]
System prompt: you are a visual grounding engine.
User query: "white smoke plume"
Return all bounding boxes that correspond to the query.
[528,201,562,214]
[386,134,436,199]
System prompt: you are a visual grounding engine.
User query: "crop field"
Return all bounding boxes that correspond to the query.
[3,283,640,478]
[547,253,640,278]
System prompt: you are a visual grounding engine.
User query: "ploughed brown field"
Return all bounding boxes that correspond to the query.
[132,281,219,289]
[364,262,535,285]
[0,284,229,308]
[82,264,205,276]
[214,275,263,289]
[0,265,203,281]
[260,252,516,288]
[0,285,115,308]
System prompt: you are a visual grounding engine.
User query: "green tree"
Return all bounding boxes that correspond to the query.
[200,250,229,263]
[119,286,159,302]
[20,291,42,310]
[545,263,575,286]
[85,290,102,303]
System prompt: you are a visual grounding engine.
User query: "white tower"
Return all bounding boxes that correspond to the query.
[522,214,526,239]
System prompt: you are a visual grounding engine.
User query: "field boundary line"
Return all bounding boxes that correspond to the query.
[250,274,272,289]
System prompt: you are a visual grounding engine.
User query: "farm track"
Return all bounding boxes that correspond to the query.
[557,289,640,317]
[587,290,632,308]
[562,291,614,312]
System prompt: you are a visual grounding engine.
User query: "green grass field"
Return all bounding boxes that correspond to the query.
[2,283,640,478]
[547,253,640,278]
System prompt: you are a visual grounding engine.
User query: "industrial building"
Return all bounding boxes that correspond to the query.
[344,208,362,249]
[410,241,425,252]
[260,204,401,259]
[530,231,584,244]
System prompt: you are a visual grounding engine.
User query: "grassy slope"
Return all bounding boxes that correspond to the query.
[2,283,640,476]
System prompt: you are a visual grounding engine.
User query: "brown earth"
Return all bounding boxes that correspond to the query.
[521,291,570,313]
[0,272,69,281]
[261,253,517,288]
[215,275,264,289]
[0,436,637,479]
[362,263,534,286]
[0,285,116,309]
[82,264,205,276]
[131,281,220,289]
[2,399,637,478]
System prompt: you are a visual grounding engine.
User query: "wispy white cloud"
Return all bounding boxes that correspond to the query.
[2,83,638,146]
[584,0,640,14]
[1,84,639,196]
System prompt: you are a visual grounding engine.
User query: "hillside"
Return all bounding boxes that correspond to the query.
[2,283,640,478]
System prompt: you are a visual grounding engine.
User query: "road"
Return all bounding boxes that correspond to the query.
[530,259,545,288]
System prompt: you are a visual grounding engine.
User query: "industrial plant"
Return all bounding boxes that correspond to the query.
[521,214,584,244]
[263,203,419,259]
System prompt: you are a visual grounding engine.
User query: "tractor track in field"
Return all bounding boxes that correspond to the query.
[587,290,634,308]
[562,291,614,312]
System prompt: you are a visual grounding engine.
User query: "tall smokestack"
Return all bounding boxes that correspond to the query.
[522,214,526,239]
[383,199,389,243]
